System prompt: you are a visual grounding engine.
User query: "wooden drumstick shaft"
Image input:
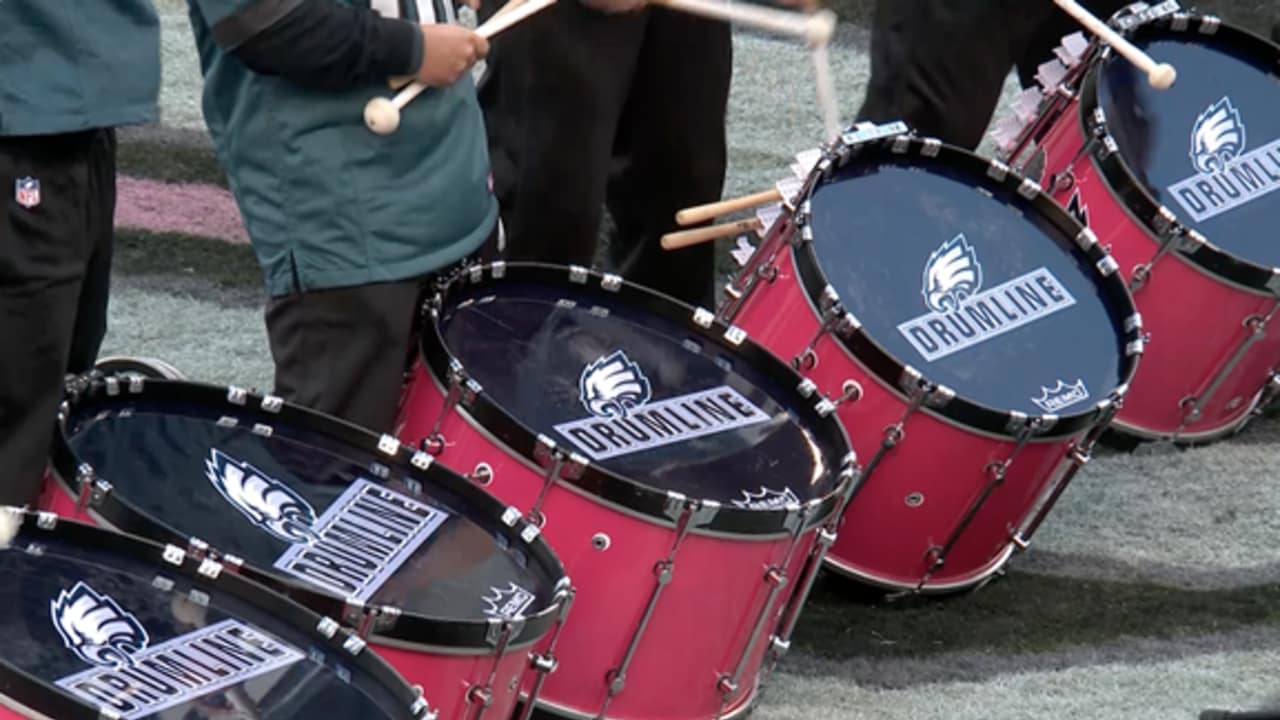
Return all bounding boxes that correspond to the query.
[662,218,761,250]
[387,0,556,101]
[1052,0,1176,88]
[389,0,550,89]
[648,0,835,45]
[676,188,782,226]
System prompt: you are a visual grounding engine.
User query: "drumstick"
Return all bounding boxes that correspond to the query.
[811,43,840,142]
[648,0,836,47]
[662,218,761,250]
[1052,0,1175,89]
[676,188,781,226]
[676,175,803,226]
[388,0,531,89]
[365,0,557,135]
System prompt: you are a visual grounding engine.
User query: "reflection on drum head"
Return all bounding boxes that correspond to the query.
[437,281,844,508]
[62,398,558,625]
[0,532,412,719]
[807,161,1127,416]
[1099,31,1280,268]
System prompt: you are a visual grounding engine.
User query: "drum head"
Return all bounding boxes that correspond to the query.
[806,150,1130,419]
[433,272,849,514]
[1097,22,1280,269]
[0,517,420,719]
[58,381,563,643]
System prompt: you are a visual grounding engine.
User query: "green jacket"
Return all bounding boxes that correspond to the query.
[0,1,161,135]
[187,0,498,297]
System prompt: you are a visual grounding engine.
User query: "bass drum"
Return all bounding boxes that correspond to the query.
[40,375,569,720]
[723,131,1143,592]
[1010,5,1280,441]
[0,509,431,720]
[396,263,858,720]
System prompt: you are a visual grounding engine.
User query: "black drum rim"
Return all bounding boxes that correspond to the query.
[789,135,1144,440]
[49,377,569,652]
[1077,13,1280,294]
[416,261,859,537]
[0,509,433,719]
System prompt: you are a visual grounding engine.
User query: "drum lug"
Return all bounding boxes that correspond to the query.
[468,462,494,486]
[518,583,575,720]
[345,600,403,638]
[917,419,1038,591]
[76,469,112,515]
[409,686,435,720]
[598,498,704,717]
[1175,304,1279,434]
[1050,170,1075,193]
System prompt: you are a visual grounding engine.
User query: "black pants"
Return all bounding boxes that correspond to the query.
[0,129,117,506]
[478,1,732,309]
[263,229,501,435]
[857,0,1129,149]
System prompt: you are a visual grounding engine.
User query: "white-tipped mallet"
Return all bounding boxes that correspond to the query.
[1052,0,1176,89]
[364,0,559,135]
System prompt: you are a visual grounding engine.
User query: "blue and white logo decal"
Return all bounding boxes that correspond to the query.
[1168,96,1280,222]
[556,351,769,461]
[205,449,319,544]
[731,486,800,511]
[922,234,983,314]
[51,581,150,669]
[57,618,304,719]
[1031,378,1091,413]
[898,233,1077,362]
[1190,96,1246,175]
[482,582,537,620]
[579,350,652,419]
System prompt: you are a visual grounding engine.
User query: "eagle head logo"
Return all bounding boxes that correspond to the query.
[922,234,983,314]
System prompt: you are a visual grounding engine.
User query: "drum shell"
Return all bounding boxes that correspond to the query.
[37,475,532,720]
[1036,100,1280,439]
[732,246,1086,591]
[397,362,826,720]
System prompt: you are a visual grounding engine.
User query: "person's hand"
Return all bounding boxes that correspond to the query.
[579,0,647,15]
[416,24,490,87]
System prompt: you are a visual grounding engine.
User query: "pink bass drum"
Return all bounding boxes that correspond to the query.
[40,375,570,720]
[396,262,858,719]
[722,128,1143,592]
[1003,3,1280,441]
[0,509,432,720]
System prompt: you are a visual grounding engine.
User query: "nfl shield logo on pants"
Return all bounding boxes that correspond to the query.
[14,177,40,209]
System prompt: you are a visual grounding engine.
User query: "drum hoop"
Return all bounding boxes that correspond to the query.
[793,136,1143,439]
[1079,15,1280,294]
[50,379,568,650]
[418,261,859,537]
[0,511,430,719]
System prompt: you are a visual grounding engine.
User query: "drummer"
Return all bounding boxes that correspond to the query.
[182,0,499,434]
[857,0,1129,148]
[0,2,161,507]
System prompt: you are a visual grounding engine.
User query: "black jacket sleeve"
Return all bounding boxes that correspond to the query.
[226,0,423,91]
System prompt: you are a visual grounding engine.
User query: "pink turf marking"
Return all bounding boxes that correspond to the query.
[115,175,249,244]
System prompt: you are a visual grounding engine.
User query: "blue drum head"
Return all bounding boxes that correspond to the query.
[59,384,562,641]
[434,275,849,513]
[1097,23,1280,269]
[806,152,1129,419]
[0,519,419,719]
